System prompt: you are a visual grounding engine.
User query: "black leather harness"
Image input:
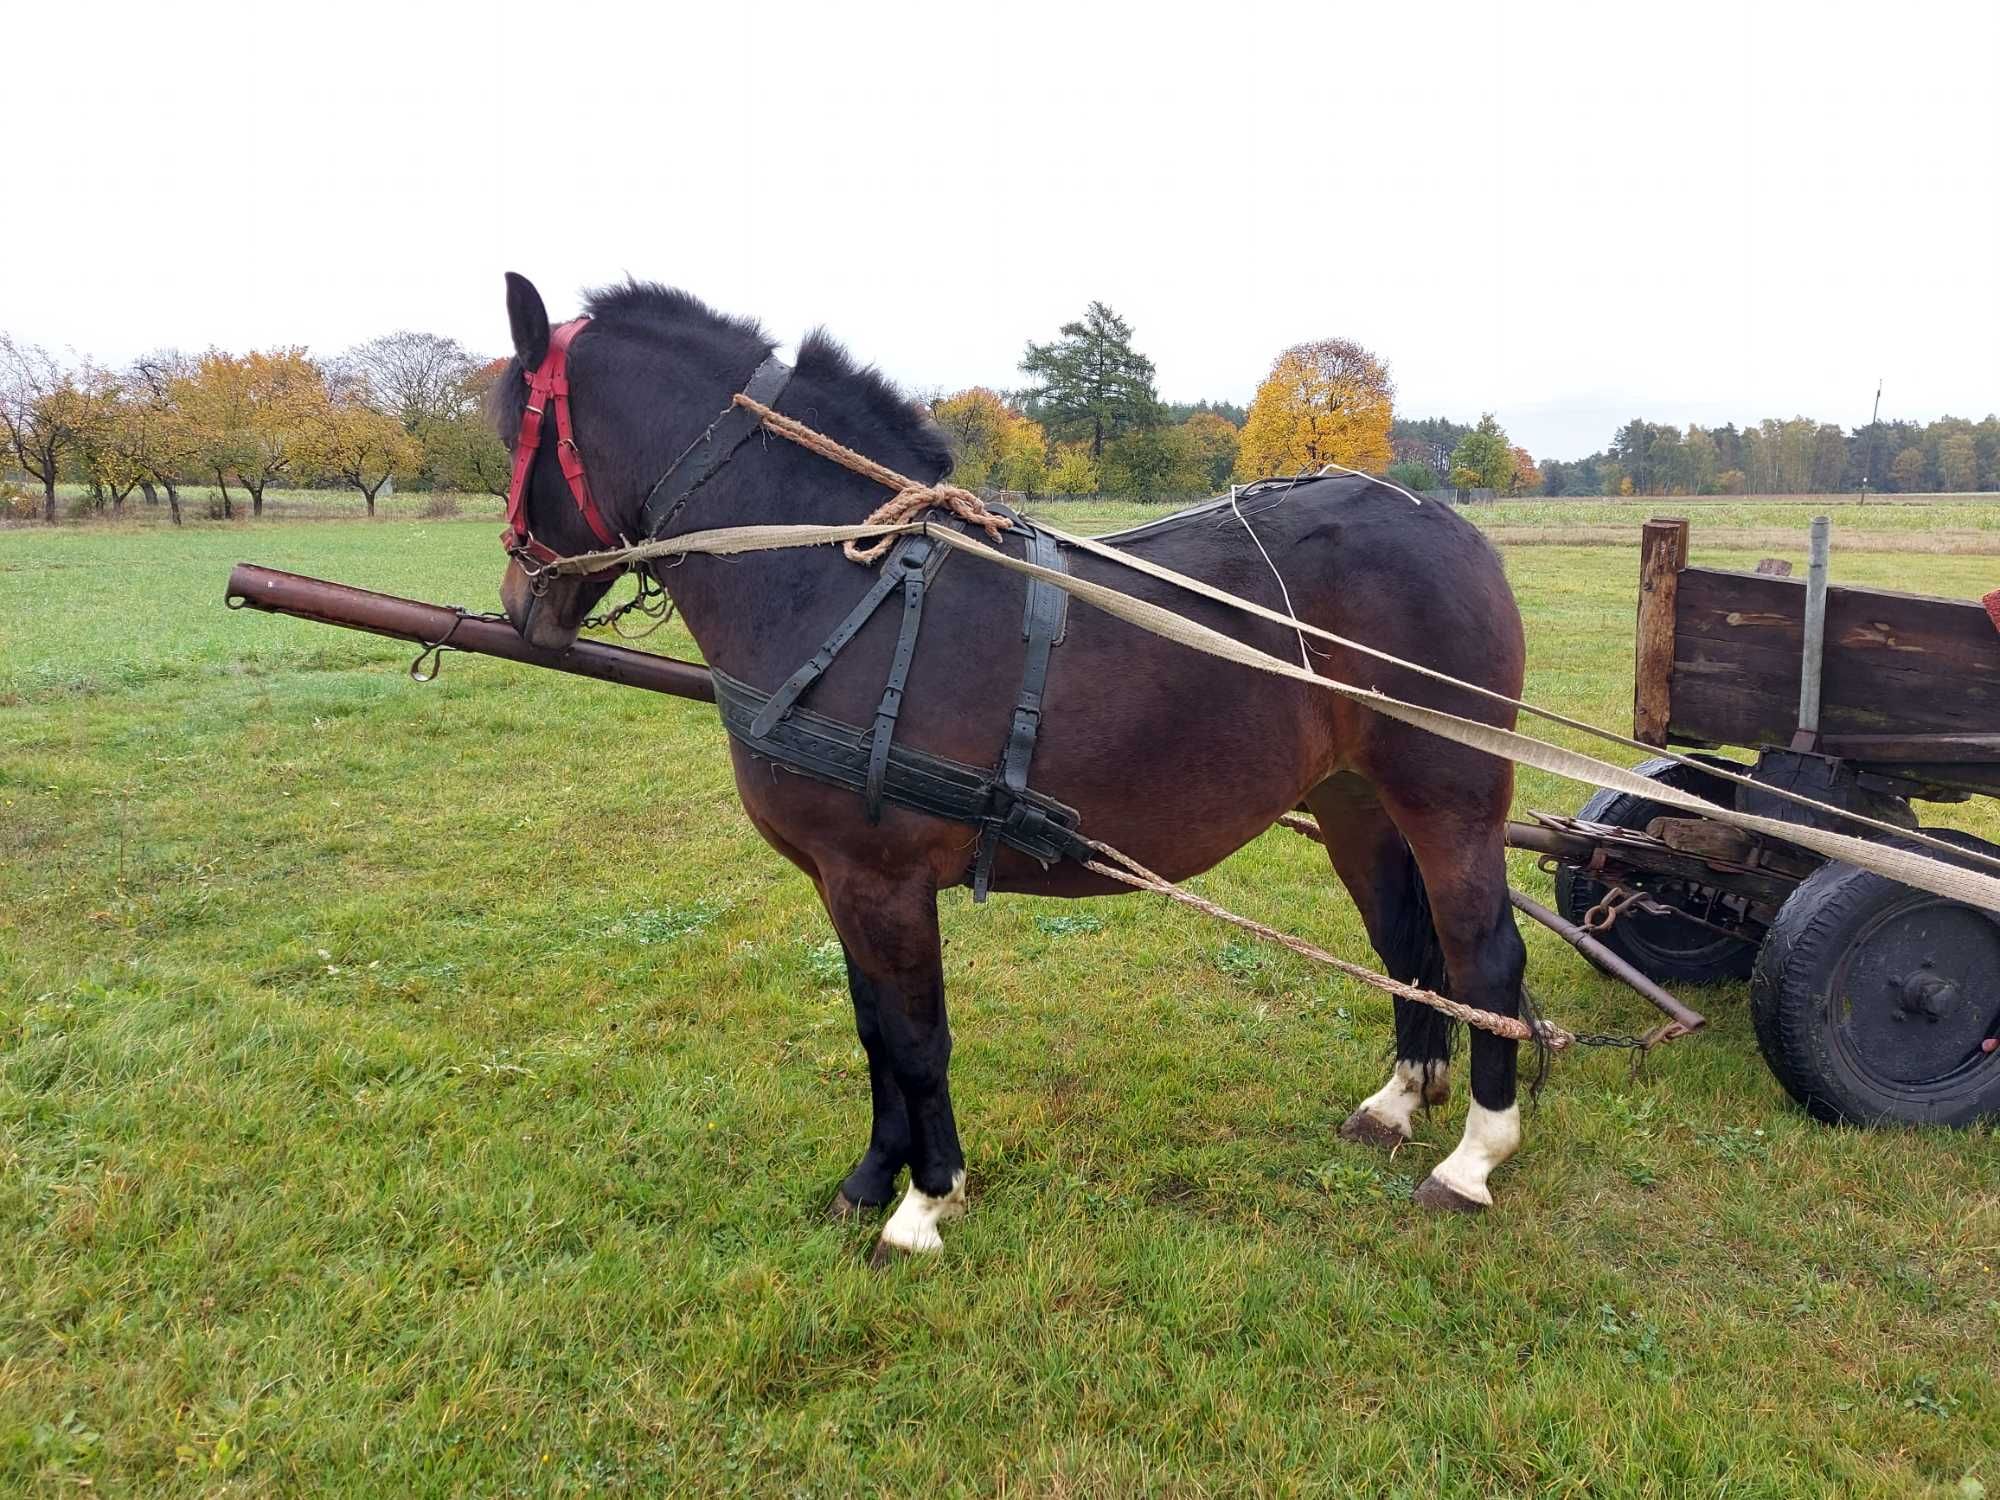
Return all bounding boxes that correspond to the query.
[717,513,1084,898]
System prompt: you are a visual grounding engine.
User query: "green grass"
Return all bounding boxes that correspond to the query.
[1,509,1995,1496]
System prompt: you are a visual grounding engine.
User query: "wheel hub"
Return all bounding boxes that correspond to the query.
[1835,903,2000,1089]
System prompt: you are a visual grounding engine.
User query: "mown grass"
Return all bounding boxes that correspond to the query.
[1,505,1995,1496]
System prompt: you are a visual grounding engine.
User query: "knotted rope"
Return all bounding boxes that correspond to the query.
[731,392,1013,563]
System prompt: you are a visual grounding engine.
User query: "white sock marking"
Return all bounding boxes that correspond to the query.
[1427,1102,1521,1207]
[878,1170,967,1254]
[1353,1060,1442,1139]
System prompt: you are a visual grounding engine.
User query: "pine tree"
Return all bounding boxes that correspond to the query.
[1019,302,1160,457]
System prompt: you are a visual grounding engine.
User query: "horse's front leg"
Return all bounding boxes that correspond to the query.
[818,869,965,1263]
[824,942,913,1219]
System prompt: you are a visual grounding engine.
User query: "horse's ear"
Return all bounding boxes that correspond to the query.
[504,271,550,368]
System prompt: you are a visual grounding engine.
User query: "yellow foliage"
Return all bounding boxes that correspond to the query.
[1044,441,1099,495]
[1234,338,1393,481]
[933,387,1047,492]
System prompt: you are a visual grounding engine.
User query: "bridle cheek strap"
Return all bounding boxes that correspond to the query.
[502,317,625,581]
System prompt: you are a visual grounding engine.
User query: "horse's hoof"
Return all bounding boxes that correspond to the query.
[1412,1172,1487,1213]
[1339,1108,1410,1151]
[867,1238,910,1271]
[825,1190,883,1222]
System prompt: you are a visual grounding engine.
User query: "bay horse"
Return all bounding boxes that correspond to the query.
[492,273,1530,1261]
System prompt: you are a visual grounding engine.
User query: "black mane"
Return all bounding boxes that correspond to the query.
[582,280,950,482]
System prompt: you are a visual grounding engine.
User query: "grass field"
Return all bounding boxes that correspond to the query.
[2,501,1995,1496]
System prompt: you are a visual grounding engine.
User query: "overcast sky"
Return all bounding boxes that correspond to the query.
[6,1,1995,459]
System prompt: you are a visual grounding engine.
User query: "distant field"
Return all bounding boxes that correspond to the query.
[2,507,1992,1495]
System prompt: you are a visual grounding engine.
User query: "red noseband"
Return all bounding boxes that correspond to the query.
[501,316,625,582]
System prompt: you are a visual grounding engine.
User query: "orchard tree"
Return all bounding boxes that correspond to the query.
[1019,302,1160,457]
[423,411,510,496]
[343,330,480,433]
[0,335,101,521]
[124,354,203,525]
[308,397,423,514]
[183,349,324,516]
[1235,337,1394,480]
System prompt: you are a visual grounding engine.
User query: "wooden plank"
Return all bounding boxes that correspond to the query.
[1817,732,2000,762]
[1633,518,1688,745]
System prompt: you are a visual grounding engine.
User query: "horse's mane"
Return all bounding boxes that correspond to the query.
[582,279,950,481]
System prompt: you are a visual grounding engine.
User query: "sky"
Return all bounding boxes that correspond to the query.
[5,0,1996,460]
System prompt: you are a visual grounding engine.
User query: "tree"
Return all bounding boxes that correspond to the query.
[124,353,203,526]
[306,399,423,514]
[1509,446,1538,495]
[1099,423,1210,498]
[1939,433,1978,492]
[1179,410,1240,490]
[182,348,325,516]
[1234,337,1394,481]
[932,387,1048,492]
[1448,413,1515,492]
[1387,459,1438,493]
[342,330,480,434]
[0,335,100,521]
[1890,446,1927,492]
[422,411,510,496]
[1019,301,1160,457]
[1044,442,1099,495]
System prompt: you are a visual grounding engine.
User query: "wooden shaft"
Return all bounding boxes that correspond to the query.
[1633,517,1688,746]
[224,563,716,703]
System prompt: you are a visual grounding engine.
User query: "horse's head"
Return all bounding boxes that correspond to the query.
[491,272,626,650]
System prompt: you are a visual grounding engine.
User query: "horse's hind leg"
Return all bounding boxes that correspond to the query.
[1304,774,1453,1149]
[1386,800,1529,1211]
[816,866,967,1262]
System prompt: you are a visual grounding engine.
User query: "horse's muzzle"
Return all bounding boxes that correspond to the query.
[500,558,587,651]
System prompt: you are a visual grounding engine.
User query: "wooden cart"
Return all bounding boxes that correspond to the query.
[1542,516,2000,1125]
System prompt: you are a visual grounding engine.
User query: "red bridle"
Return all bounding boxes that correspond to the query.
[501,317,625,583]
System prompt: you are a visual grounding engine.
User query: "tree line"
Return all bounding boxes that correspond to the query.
[6,308,1994,525]
[0,332,508,524]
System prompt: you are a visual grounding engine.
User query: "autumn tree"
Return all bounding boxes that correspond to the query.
[1448,413,1516,492]
[0,335,101,521]
[1234,337,1394,481]
[1179,410,1240,490]
[1509,445,1538,495]
[306,397,423,514]
[123,354,203,525]
[932,387,1048,492]
[182,349,325,516]
[1044,442,1099,495]
[1019,302,1160,457]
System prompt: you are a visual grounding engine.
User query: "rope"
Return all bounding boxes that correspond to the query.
[1080,838,1565,1049]
[729,393,1013,562]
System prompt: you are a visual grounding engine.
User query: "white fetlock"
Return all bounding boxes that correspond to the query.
[878,1171,967,1255]
[1353,1060,1443,1139]
[1426,1102,1521,1207]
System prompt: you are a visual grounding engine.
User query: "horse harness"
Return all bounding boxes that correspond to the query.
[504,317,1088,898]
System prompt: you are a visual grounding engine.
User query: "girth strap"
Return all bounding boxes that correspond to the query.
[972,522,1070,901]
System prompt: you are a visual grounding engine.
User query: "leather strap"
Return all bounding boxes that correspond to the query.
[639,354,793,540]
[972,519,1069,900]
[713,668,1090,870]
[502,318,624,575]
[864,539,935,822]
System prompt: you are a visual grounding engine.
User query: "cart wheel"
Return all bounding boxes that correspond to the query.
[1751,829,2000,1126]
[1553,756,1760,984]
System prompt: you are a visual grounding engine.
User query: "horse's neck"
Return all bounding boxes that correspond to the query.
[657,443,896,688]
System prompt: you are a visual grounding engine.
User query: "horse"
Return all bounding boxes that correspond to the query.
[491,272,1530,1262]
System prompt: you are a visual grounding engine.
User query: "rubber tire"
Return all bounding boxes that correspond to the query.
[1553,756,1760,985]
[1750,828,2000,1127]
